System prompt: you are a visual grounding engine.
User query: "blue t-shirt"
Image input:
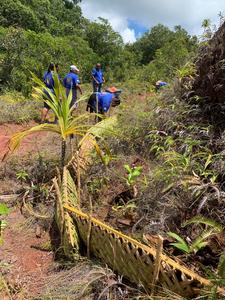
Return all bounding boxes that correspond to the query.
[98,92,113,112]
[159,81,167,87]
[92,68,104,84]
[63,72,79,89]
[43,71,54,89]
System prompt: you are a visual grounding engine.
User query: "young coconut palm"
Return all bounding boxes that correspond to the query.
[7,72,93,167]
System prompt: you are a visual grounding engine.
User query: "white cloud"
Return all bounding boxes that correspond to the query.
[80,0,225,42]
[121,28,136,43]
[80,1,136,42]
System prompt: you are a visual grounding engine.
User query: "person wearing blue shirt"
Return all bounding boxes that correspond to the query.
[155,80,168,92]
[41,63,59,123]
[91,63,105,92]
[98,92,113,113]
[63,65,82,110]
[87,87,121,121]
[87,92,113,115]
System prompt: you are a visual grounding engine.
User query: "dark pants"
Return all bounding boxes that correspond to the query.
[93,82,102,93]
[86,93,103,114]
[66,88,77,108]
[155,85,160,92]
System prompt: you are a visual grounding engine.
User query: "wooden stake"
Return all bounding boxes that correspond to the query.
[76,151,81,208]
[87,195,93,259]
[151,235,163,295]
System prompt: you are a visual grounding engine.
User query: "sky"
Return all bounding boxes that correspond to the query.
[80,0,225,43]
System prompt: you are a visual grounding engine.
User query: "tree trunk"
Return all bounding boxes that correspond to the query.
[61,139,66,168]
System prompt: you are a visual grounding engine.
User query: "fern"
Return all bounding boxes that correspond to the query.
[167,232,190,253]
[124,164,142,186]
[168,216,223,254]
[0,203,9,215]
[183,216,223,232]
[189,229,214,253]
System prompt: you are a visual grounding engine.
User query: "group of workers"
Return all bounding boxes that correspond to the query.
[41,62,168,123]
[41,62,121,123]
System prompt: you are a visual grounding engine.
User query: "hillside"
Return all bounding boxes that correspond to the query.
[1,1,225,299]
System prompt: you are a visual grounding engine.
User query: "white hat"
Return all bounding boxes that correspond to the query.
[70,65,79,72]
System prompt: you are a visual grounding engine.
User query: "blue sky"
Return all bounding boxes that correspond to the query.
[80,0,225,43]
[128,19,148,38]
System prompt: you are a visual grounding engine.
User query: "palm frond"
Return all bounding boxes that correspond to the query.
[53,177,64,241]
[9,123,61,152]
[78,116,117,148]
[61,167,79,258]
[67,170,78,207]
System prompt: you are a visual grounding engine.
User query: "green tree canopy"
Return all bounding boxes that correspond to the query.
[131,24,197,65]
[0,27,97,95]
[0,0,198,95]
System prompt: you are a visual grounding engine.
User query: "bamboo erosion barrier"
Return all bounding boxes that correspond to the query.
[53,167,225,298]
[53,117,225,298]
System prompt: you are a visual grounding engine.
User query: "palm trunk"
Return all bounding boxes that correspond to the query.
[61,139,66,168]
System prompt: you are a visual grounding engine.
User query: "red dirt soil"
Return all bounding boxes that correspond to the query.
[0,122,60,299]
[0,122,53,161]
[0,121,60,195]
[0,208,54,299]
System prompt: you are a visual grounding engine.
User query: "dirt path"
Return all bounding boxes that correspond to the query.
[0,208,54,299]
[0,122,56,161]
[0,122,59,299]
[0,122,60,195]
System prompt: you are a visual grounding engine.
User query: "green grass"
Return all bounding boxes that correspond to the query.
[0,91,41,124]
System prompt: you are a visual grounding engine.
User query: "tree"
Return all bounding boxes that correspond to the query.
[0,0,137,92]
[201,18,213,41]
[0,28,97,95]
[0,0,40,31]
[106,48,137,82]
[49,0,85,34]
[131,24,174,65]
[138,30,197,83]
[130,24,197,66]
[63,0,82,9]
[85,18,123,68]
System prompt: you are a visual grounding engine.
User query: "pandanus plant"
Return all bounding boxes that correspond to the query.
[5,73,117,260]
[6,72,93,168]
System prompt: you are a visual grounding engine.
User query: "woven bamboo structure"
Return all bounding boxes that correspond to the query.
[64,204,225,298]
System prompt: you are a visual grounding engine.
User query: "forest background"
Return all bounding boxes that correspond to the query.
[0,0,201,97]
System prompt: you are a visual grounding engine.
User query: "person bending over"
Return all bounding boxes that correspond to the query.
[87,87,121,121]
[155,80,168,92]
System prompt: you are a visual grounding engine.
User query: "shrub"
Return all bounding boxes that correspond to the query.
[0,92,40,124]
